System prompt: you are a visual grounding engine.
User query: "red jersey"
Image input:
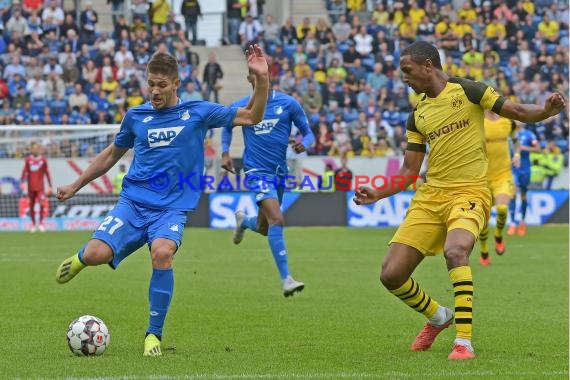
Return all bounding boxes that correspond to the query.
[21,155,52,192]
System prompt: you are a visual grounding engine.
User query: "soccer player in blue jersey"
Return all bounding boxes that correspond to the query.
[55,45,270,356]
[508,124,541,236]
[221,51,315,297]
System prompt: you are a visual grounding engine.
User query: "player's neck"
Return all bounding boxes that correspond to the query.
[426,72,449,98]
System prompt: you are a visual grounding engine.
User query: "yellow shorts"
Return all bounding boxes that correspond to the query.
[390,184,491,256]
[488,173,515,199]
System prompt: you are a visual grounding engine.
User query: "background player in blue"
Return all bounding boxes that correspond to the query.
[508,124,541,236]
[221,53,315,297]
[54,46,270,356]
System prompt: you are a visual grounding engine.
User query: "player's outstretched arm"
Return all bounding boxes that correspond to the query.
[499,92,567,123]
[354,149,424,205]
[233,44,269,126]
[56,144,128,201]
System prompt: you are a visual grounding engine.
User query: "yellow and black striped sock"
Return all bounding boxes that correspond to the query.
[449,266,473,340]
[390,278,439,318]
[495,204,508,240]
[479,225,489,258]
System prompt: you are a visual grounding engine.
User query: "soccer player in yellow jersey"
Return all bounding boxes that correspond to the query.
[353,41,566,360]
[478,110,518,266]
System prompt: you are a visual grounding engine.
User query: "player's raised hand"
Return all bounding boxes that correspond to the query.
[245,44,268,77]
[545,92,567,116]
[56,184,77,201]
[353,186,380,205]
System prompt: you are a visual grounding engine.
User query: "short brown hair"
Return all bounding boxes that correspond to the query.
[147,52,179,79]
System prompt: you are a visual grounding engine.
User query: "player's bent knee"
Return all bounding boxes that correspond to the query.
[83,240,113,265]
[266,215,284,226]
[150,242,176,268]
[380,264,405,290]
[444,246,470,266]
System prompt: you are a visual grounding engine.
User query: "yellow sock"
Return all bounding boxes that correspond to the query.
[449,266,473,340]
[479,225,489,253]
[390,278,439,318]
[495,204,508,238]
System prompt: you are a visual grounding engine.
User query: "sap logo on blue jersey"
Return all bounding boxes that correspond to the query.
[148,126,185,147]
[253,118,279,135]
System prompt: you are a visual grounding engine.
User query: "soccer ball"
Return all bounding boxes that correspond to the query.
[66,315,110,356]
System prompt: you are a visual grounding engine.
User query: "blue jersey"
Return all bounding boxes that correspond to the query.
[115,100,237,211]
[221,90,314,176]
[517,129,538,172]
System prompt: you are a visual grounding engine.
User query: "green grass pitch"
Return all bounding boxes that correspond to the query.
[2,226,568,379]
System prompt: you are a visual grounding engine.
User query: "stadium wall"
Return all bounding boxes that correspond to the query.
[0,190,567,231]
[1,157,568,194]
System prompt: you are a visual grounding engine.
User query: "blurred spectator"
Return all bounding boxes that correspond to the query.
[331,14,351,42]
[108,0,125,26]
[180,81,203,102]
[6,7,29,36]
[41,0,64,35]
[296,17,315,42]
[26,72,47,100]
[150,0,170,26]
[202,52,223,102]
[80,1,98,44]
[280,17,298,45]
[180,0,201,44]
[68,83,88,109]
[239,13,262,47]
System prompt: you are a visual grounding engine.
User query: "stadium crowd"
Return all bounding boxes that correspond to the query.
[0,0,568,182]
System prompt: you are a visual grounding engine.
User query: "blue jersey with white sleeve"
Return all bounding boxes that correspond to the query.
[517,129,538,173]
[115,101,237,211]
[221,90,314,176]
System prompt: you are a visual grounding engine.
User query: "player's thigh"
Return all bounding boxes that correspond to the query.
[447,187,491,241]
[146,209,188,253]
[92,198,147,269]
[29,190,38,204]
[490,175,515,202]
[389,186,447,256]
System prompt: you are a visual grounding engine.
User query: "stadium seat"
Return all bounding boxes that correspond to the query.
[31,100,47,114]
[283,44,297,58]
[308,57,319,70]
[362,57,375,71]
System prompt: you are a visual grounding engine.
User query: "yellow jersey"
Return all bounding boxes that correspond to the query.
[484,116,516,182]
[406,77,505,188]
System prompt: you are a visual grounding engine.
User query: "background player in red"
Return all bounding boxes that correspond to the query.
[20,142,52,232]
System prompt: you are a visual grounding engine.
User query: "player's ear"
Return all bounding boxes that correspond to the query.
[174,77,181,89]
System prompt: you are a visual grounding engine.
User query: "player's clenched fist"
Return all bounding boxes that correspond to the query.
[545,92,567,116]
[56,184,77,201]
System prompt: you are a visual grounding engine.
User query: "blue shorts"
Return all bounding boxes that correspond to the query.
[245,173,284,204]
[92,197,188,269]
[514,169,530,193]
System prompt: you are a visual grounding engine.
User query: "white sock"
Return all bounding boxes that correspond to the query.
[454,338,473,351]
[428,305,449,326]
